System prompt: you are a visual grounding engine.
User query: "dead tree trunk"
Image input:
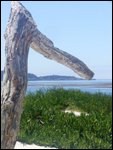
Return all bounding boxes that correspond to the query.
[1,1,94,149]
[1,2,37,149]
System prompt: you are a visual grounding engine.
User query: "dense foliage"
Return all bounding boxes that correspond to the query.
[18,89,112,149]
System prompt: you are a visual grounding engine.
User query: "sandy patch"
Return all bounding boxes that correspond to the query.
[64,110,88,116]
[14,141,57,149]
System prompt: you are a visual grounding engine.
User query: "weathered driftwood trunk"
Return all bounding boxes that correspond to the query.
[1,2,37,149]
[1,1,94,149]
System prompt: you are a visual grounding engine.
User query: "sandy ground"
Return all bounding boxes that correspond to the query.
[64,110,81,116]
[64,109,88,116]
[14,141,57,149]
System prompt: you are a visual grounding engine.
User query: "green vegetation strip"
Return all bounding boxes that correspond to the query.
[18,89,112,149]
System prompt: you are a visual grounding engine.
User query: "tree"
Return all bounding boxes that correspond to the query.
[1,1,94,149]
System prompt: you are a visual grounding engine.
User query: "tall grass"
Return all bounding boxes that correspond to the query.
[18,89,112,149]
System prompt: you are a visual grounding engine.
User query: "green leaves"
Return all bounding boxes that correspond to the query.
[18,89,112,149]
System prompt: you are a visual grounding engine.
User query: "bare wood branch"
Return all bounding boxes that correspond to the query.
[31,30,94,79]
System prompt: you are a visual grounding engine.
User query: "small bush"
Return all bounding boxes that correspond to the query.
[18,89,112,149]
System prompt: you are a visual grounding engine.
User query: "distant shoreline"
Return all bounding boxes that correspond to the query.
[28,82,112,88]
[27,85,112,88]
[1,71,84,81]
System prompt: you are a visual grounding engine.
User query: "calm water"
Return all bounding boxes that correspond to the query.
[27,79,112,95]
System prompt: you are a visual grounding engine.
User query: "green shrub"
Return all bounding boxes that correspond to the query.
[18,89,112,149]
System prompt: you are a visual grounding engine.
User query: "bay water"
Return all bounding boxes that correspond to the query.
[27,79,112,95]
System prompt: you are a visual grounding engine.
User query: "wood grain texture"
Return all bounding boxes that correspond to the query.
[1,2,36,149]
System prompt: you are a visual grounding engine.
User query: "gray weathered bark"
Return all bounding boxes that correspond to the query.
[31,32,94,79]
[1,1,94,149]
[1,2,37,149]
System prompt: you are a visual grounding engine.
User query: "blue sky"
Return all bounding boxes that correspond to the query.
[1,1,112,79]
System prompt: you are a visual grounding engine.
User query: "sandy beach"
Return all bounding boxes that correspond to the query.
[14,141,57,149]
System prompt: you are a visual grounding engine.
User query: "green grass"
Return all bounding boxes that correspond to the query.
[17,89,112,149]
